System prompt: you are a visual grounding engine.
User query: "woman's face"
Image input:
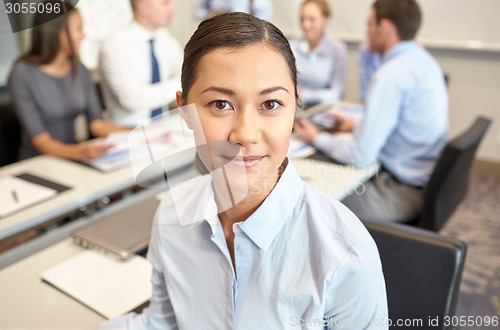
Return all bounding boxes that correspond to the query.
[300,2,328,44]
[60,11,84,57]
[178,44,296,195]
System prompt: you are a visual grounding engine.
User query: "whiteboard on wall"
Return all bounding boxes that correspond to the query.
[331,0,500,51]
[274,0,500,52]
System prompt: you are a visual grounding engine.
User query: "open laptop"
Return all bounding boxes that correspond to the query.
[73,198,160,260]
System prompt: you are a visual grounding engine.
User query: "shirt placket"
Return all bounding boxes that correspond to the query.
[232,223,252,314]
[208,220,236,327]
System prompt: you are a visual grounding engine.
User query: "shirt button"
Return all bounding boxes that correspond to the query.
[237,246,245,253]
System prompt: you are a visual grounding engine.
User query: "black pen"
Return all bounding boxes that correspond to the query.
[12,190,18,203]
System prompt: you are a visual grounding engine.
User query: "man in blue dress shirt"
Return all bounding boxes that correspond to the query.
[358,41,381,105]
[294,0,448,223]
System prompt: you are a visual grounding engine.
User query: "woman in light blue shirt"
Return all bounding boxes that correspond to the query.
[290,0,348,108]
[194,0,273,21]
[98,12,387,330]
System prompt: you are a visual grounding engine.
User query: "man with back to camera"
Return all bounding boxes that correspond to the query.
[99,0,182,127]
[294,0,448,223]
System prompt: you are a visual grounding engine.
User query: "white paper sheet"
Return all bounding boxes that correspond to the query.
[40,250,152,319]
[0,176,58,218]
[288,135,316,159]
[86,121,174,172]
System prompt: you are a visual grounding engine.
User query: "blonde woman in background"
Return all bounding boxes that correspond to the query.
[290,0,348,108]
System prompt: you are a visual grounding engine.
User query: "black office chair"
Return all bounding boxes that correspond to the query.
[409,116,491,232]
[0,87,21,167]
[363,220,467,330]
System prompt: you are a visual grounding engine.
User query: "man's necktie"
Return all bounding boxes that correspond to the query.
[150,39,163,119]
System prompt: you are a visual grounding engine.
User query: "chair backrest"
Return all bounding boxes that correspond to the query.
[0,87,21,167]
[419,116,491,231]
[363,220,467,330]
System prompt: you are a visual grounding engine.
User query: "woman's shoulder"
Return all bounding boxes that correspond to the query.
[300,184,376,252]
[10,60,37,78]
[8,60,42,89]
[288,37,305,50]
[293,184,383,284]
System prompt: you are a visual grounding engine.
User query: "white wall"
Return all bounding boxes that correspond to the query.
[428,49,500,163]
[169,0,199,46]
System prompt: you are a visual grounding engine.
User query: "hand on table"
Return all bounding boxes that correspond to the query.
[328,113,355,133]
[294,113,356,144]
[77,141,113,161]
[293,119,319,144]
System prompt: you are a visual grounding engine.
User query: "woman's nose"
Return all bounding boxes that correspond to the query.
[228,109,261,147]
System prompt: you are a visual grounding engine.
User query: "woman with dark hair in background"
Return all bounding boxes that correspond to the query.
[8,1,125,161]
[98,12,387,329]
[290,0,348,108]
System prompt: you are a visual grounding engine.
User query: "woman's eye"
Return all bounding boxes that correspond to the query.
[261,100,281,111]
[209,100,233,111]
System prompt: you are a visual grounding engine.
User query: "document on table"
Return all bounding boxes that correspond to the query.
[0,175,59,218]
[86,121,175,172]
[288,135,316,159]
[307,102,364,123]
[40,250,152,319]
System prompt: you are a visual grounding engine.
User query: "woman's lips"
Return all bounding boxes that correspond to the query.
[224,155,265,168]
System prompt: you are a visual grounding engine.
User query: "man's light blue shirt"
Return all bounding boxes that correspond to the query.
[290,34,348,106]
[315,41,448,187]
[97,160,387,329]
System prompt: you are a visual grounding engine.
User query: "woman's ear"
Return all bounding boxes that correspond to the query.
[176,91,193,130]
[176,90,184,108]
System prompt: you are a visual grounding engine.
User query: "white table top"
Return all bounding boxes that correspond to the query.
[0,156,131,240]
[0,238,106,329]
[291,158,379,201]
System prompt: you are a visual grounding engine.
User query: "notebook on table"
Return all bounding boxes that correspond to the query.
[72,197,160,260]
[0,173,71,218]
[40,250,152,319]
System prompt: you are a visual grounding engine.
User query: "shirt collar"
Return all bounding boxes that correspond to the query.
[298,33,330,56]
[238,158,305,251]
[179,158,305,251]
[131,21,162,41]
[382,40,416,62]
